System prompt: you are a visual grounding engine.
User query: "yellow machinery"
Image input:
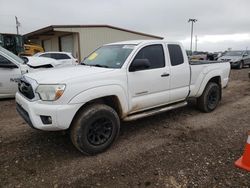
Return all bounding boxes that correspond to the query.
[21,43,44,56]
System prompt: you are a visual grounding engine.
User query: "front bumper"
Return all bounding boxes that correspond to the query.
[16,92,82,131]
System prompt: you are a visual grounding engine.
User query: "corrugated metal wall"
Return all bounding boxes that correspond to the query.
[54,27,160,60]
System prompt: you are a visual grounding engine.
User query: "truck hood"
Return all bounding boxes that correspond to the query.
[24,65,115,84]
[218,55,242,62]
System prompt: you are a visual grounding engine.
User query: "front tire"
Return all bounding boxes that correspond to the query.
[237,61,244,69]
[197,82,221,112]
[70,104,120,155]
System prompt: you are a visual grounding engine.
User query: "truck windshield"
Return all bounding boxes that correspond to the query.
[225,51,243,56]
[81,45,135,68]
[0,46,24,64]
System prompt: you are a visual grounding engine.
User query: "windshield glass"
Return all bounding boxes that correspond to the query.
[81,45,135,68]
[225,51,243,56]
[0,46,24,64]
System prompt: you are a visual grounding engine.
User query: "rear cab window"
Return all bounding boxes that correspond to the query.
[168,44,184,66]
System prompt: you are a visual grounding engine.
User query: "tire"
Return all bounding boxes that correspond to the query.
[237,61,243,69]
[70,104,120,155]
[197,82,221,113]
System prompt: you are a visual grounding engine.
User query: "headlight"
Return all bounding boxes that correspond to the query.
[36,84,66,101]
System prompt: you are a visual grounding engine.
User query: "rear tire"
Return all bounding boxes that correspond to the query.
[197,82,221,113]
[70,104,120,155]
[237,61,243,69]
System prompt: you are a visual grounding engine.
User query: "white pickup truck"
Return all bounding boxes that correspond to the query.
[16,40,230,155]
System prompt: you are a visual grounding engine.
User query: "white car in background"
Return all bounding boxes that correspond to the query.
[34,52,78,65]
[0,47,76,98]
[25,56,67,69]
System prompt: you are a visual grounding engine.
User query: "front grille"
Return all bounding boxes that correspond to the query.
[18,80,35,99]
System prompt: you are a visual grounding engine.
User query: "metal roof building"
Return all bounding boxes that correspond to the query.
[24,25,163,60]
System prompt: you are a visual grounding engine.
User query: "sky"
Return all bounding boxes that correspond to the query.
[0,0,250,52]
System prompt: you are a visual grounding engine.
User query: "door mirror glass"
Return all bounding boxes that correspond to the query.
[129,59,151,72]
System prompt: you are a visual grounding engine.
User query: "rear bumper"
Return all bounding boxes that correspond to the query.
[16,92,82,131]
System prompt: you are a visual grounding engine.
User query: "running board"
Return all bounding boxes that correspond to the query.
[123,101,188,121]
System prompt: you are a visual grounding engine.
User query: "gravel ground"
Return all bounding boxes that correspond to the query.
[0,68,250,188]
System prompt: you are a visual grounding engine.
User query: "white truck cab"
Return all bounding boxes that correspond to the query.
[16,40,230,155]
[0,46,28,98]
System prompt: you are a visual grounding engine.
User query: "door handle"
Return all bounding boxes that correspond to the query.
[161,73,170,77]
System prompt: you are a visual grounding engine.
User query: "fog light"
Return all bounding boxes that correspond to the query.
[40,115,52,124]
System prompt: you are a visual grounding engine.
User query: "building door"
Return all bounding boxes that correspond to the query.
[60,35,73,54]
[43,39,52,51]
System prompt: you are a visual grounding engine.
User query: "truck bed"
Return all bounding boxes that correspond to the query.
[189,60,224,65]
[189,60,231,97]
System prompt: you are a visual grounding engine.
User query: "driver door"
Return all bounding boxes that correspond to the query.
[127,44,170,113]
[0,54,21,96]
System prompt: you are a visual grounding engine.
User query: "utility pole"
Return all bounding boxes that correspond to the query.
[188,18,197,55]
[15,16,20,35]
[195,35,198,52]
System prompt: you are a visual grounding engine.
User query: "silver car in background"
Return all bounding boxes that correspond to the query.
[218,50,250,69]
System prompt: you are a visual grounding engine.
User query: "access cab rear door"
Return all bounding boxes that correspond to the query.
[165,43,190,103]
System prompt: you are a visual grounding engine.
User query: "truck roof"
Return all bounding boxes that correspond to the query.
[106,40,180,46]
[106,40,152,45]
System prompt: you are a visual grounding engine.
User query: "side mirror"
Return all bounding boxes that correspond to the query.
[20,56,29,64]
[129,59,151,72]
[0,63,18,69]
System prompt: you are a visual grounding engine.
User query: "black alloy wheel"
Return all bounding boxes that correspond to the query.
[70,104,120,155]
[207,86,220,110]
[87,117,113,146]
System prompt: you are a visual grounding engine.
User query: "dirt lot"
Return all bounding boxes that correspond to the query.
[0,68,250,188]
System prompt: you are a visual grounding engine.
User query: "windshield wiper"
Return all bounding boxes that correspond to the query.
[91,64,110,68]
[80,62,109,68]
[80,62,88,65]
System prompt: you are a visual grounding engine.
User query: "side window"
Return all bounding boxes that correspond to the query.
[133,44,165,70]
[0,55,12,65]
[51,53,70,60]
[40,53,51,58]
[168,44,184,66]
